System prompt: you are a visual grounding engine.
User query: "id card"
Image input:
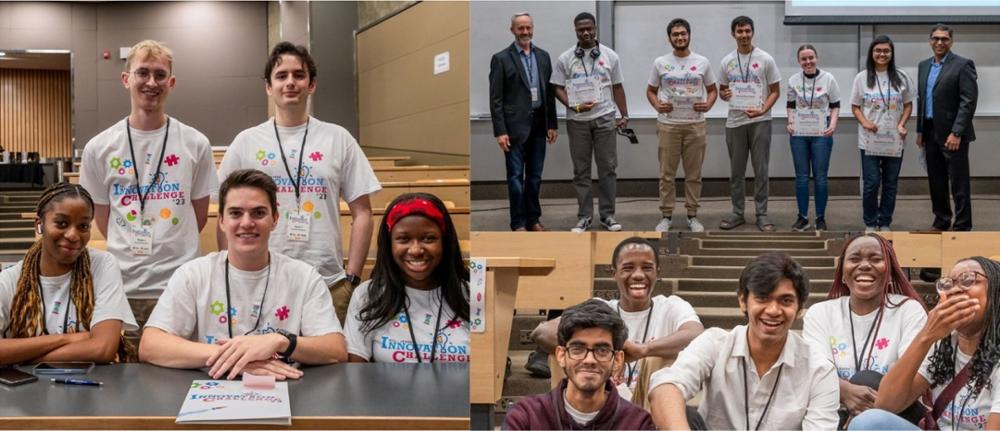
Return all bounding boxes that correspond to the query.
[793,109,825,137]
[567,76,601,107]
[287,211,311,242]
[130,225,153,256]
[530,87,539,103]
[729,82,763,111]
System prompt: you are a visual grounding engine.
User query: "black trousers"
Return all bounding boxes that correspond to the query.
[923,118,972,231]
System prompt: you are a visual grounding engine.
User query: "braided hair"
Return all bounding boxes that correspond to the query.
[925,257,1000,396]
[4,182,136,362]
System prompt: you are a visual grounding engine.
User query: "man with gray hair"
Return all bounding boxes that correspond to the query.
[489,12,558,232]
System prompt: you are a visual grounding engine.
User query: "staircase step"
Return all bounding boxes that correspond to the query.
[502,349,552,398]
[593,263,834,279]
[690,255,837,267]
[697,239,829,250]
[0,238,36,251]
[0,219,34,228]
[675,291,829,308]
[698,231,828,238]
[676,246,838,257]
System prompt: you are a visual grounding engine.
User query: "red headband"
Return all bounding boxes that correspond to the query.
[386,198,446,232]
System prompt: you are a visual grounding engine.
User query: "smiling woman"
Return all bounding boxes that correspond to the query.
[342,192,470,364]
[0,182,138,366]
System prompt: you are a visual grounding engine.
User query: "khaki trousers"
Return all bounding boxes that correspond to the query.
[657,122,707,217]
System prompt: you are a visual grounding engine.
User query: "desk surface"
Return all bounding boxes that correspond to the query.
[0,363,468,430]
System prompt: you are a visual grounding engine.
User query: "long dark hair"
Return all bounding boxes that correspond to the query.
[926,257,1000,397]
[865,35,904,90]
[357,193,469,333]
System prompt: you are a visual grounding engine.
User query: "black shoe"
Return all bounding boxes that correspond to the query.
[791,216,810,232]
[505,356,512,380]
[815,218,827,231]
[524,349,551,378]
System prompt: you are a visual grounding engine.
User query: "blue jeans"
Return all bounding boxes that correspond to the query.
[504,114,547,230]
[847,409,919,430]
[789,135,833,219]
[860,149,903,228]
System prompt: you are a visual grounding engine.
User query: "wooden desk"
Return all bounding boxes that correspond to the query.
[468,257,555,429]
[0,363,468,430]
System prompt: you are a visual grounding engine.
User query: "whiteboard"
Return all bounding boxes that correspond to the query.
[469,0,596,118]
[614,0,860,119]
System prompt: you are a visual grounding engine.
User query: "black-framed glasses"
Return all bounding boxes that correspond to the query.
[936,271,987,293]
[931,36,952,43]
[565,345,616,362]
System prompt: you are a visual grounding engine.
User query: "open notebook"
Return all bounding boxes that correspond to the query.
[176,380,291,425]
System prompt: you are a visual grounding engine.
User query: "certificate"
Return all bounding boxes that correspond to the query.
[792,109,825,137]
[861,113,903,157]
[729,82,762,111]
[567,76,601,107]
[667,94,701,121]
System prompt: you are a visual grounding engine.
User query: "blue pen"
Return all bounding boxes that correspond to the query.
[50,377,103,386]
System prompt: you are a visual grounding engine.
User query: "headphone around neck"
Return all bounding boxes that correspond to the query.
[574,41,601,60]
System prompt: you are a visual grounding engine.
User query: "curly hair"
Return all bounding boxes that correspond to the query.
[925,257,1000,398]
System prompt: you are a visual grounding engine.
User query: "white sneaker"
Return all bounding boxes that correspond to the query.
[654,217,672,232]
[571,217,592,233]
[879,226,892,232]
[687,217,705,233]
[601,217,623,232]
[865,226,877,234]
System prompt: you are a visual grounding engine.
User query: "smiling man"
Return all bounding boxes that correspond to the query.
[79,40,218,331]
[648,252,839,430]
[531,237,703,398]
[504,299,655,430]
[139,169,346,380]
[218,42,381,324]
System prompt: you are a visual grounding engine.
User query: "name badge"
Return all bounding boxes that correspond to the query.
[130,225,153,256]
[287,211,311,242]
[530,87,539,102]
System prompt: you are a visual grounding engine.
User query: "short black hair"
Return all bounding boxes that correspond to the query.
[558,299,628,350]
[930,23,953,38]
[737,252,809,311]
[668,18,691,35]
[219,169,278,216]
[264,41,318,85]
[731,15,754,33]
[574,12,596,26]
[611,237,659,271]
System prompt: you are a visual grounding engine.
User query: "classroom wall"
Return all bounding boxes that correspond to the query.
[0,2,268,152]
[310,1,360,138]
[470,0,1000,182]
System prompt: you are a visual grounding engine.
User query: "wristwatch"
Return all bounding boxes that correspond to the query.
[275,328,297,359]
[345,273,362,287]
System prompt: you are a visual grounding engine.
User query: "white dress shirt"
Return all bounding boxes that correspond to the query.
[649,325,839,430]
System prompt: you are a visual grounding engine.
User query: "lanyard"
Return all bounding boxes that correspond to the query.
[736,51,753,82]
[617,301,653,387]
[125,117,170,215]
[950,349,974,431]
[272,118,310,207]
[224,253,271,339]
[38,280,74,335]
[875,75,891,111]
[403,294,444,363]
[847,302,883,373]
[522,50,534,83]
[802,71,818,108]
[741,331,784,431]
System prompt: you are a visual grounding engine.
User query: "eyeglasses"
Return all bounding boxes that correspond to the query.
[935,271,987,293]
[131,68,170,84]
[931,36,952,43]
[873,49,893,55]
[565,345,616,362]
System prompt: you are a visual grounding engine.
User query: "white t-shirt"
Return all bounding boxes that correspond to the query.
[0,248,137,336]
[647,52,717,124]
[597,294,700,392]
[718,47,782,128]
[344,281,469,363]
[144,251,342,344]
[649,326,840,430]
[850,69,916,150]
[552,43,624,122]
[564,397,600,425]
[218,118,382,286]
[803,295,926,380]
[79,117,218,299]
[918,334,1000,430]
[787,69,841,117]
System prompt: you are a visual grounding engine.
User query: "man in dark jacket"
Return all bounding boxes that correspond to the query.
[489,12,558,232]
[503,299,655,430]
[916,23,978,231]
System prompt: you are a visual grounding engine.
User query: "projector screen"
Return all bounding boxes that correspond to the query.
[785,0,1000,24]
